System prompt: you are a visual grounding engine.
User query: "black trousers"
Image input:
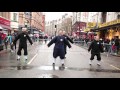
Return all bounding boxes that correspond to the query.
[64,45,67,55]
[17,45,28,56]
[14,43,16,50]
[53,48,65,59]
[90,53,101,61]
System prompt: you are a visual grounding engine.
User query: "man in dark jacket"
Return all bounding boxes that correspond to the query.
[47,30,71,67]
[88,36,103,66]
[62,30,73,59]
[13,28,33,62]
[115,37,120,55]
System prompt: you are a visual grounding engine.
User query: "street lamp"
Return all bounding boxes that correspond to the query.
[30,12,32,34]
[24,21,28,28]
[55,25,57,36]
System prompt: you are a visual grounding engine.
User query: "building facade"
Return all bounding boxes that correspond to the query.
[0,12,11,34]
[72,12,88,37]
[18,12,45,34]
[0,12,11,49]
[91,12,120,40]
[10,12,19,33]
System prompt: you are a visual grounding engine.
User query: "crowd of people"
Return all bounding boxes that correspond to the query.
[72,36,120,55]
[0,30,18,52]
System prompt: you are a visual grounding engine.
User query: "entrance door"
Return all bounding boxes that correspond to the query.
[100,30,106,39]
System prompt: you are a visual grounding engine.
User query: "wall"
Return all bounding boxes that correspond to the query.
[0,12,10,20]
[10,12,19,29]
[31,12,43,31]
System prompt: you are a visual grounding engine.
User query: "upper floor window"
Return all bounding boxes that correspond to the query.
[117,15,120,19]
[13,13,17,22]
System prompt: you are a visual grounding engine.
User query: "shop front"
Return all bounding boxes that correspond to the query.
[91,19,120,40]
[72,22,86,38]
[0,17,11,51]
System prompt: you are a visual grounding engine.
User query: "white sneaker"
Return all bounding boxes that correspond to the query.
[89,60,92,65]
[11,50,14,52]
[97,61,101,66]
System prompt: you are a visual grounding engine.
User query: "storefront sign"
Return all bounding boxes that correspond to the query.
[99,19,120,28]
[0,17,10,26]
[87,22,96,28]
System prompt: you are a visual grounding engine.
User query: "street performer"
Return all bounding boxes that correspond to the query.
[47,30,71,67]
[13,28,33,62]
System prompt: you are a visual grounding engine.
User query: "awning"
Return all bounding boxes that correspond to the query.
[91,23,120,32]
[0,24,12,30]
[84,28,91,32]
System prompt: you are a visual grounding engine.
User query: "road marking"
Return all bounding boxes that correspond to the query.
[27,53,38,65]
[110,65,120,70]
[101,60,120,70]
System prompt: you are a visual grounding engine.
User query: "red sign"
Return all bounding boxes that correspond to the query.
[0,17,10,26]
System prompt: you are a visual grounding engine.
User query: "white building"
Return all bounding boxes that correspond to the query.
[72,12,90,27]
[106,12,120,22]
[10,12,19,29]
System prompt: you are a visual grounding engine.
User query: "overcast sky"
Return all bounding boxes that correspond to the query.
[44,12,72,22]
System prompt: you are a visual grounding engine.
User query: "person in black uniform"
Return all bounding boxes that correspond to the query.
[13,28,33,61]
[88,36,103,66]
[62,30,73,59]
[47,30,71,67]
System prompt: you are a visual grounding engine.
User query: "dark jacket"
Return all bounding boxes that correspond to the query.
[48,35,71,48]
[115,38,120,46]
[63,35,74,44]
[13,32,33,46]
[88,40,103,54]
[48,35,71,58]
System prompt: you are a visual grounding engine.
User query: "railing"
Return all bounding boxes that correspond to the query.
[73,40,120,57]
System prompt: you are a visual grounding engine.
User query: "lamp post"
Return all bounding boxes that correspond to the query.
[30,12,32,34]
[55,25,57,36]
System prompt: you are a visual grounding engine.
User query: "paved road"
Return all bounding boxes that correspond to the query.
[0,41,120,78]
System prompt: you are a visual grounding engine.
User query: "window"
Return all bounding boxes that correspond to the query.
[13,13,17,22]
[0,12,2,16]
[117,15,120,19]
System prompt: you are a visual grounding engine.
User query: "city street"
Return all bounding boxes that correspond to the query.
[0,41,120,78]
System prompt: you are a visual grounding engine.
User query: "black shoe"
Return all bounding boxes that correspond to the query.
[17,59,20,61]
[25,59,27,64]
[62,64,65,67]
[52,63,55,66]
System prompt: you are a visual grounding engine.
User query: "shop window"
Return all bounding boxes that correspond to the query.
[117,15,120,19]
[0,12,2,16]
[13,13,17,22]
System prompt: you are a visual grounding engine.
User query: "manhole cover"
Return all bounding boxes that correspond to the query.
[38,74,59,78]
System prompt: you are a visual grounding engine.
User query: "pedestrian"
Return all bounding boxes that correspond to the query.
[47,30,71,67]
[5,33,14,52]
[14,32,18,50]
[13,28,33,62]
[114,37,120,55]
[44,35,48,44]
[88,36,104,66]
[4,34,8,50]
[62,30,73,59]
